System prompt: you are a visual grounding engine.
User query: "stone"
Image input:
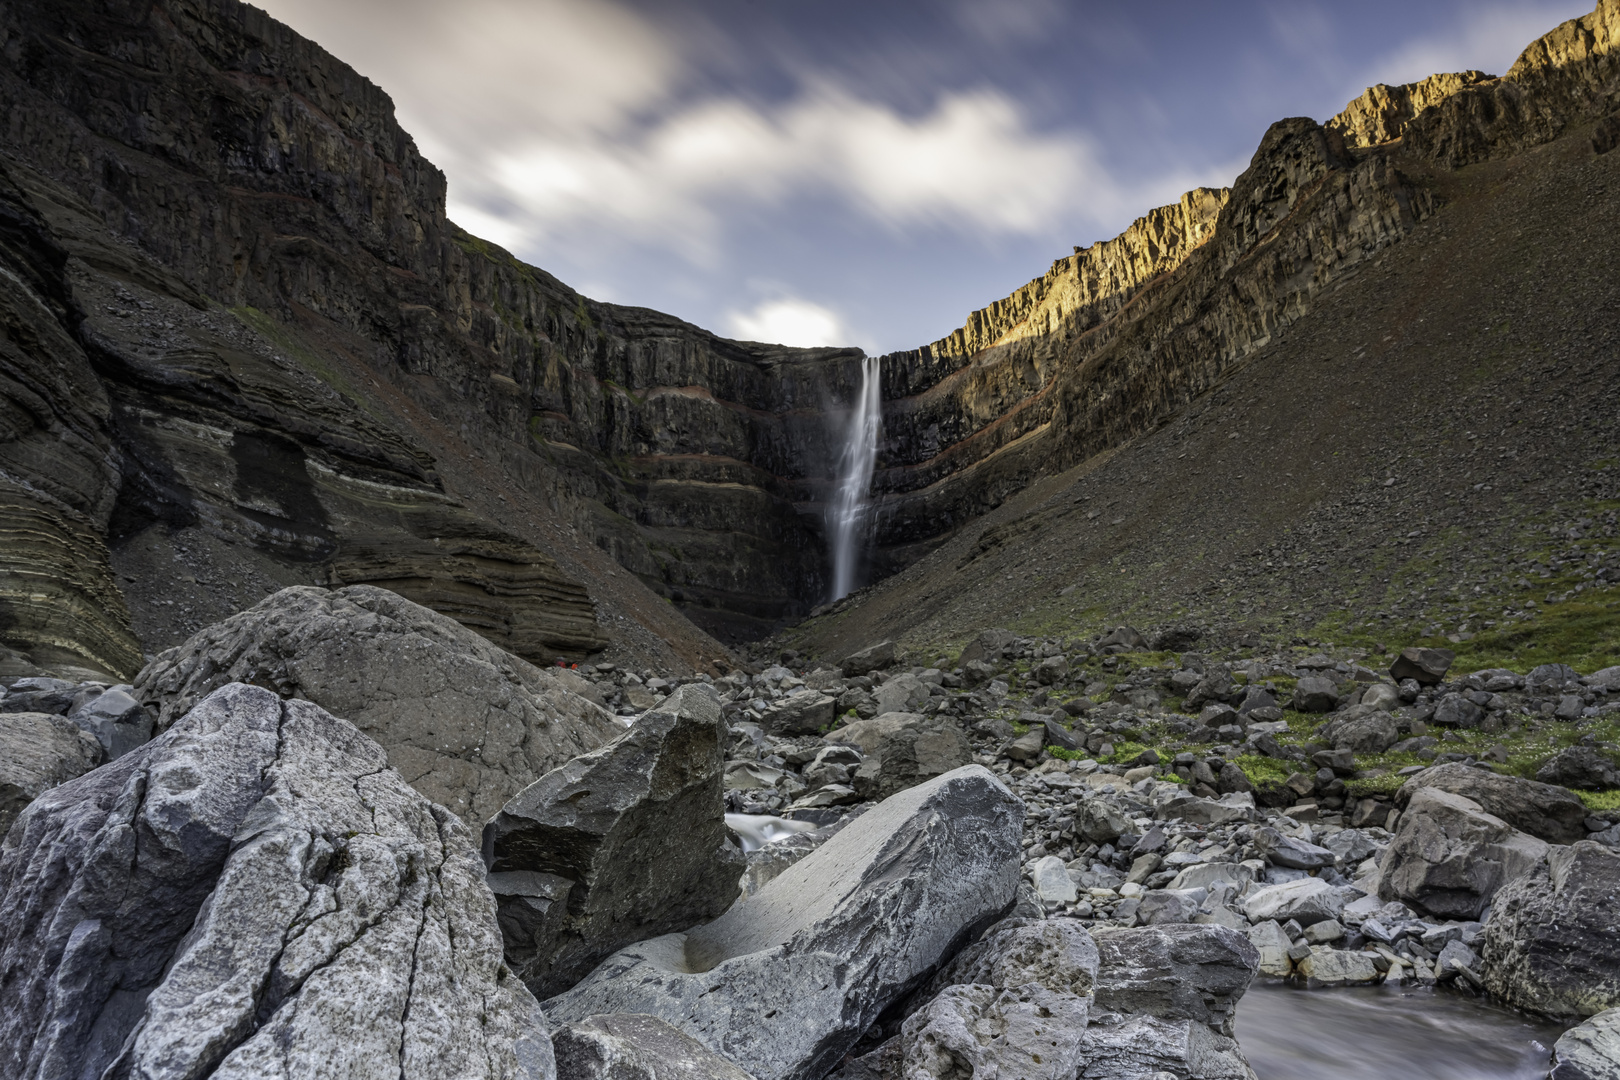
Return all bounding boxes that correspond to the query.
[1539,746,1620,790]
[552,1013,756,1080]
[1081,1015,1254,1080]
[1397,762,1589,844]
[1199,702,1241,728]
[1032,854,1079,905]
[1360,682,1400,711]
[1526,663,1582,695]
[483,685,745,998]
[1035,655,1070,685]
[758,691,837,736]
[64,685,153,759]
[1167,862,1256,891]
[1079,798,1131,844]
[1321,706,1400,753]
[1137,888,1207,925]
[0,712,104,841]
[873,674,933,716]
[1302,919,1344,945]
[1390,647,1455,685]
[1482,841,1620,1018]
[1091,924,1259,1035]
[1296,948,1380,986]
[1160,793,1260,826]
[1293,676,1340,713]
[1432,694,1485,728]
[1253,826,1336,870]
[828,712,928,754]
[1245,920,1293,977]
[1379,787,1549,920]
[1216,762,1253,795]
[956,630,1017,666]
[1435,939,1479,980]
[1551,1007,1620,1080]
[1094,625,1148,652]
[1242,878,1346,927]
[133,585,620,825]
[0,684,548,1080]
[1005,728,1046,763]
[544,766,1025,1080]
[843,641,898,676]
[1043,715,1080,751]
[853,721,973,802]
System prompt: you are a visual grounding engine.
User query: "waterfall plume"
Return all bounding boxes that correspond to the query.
[827,355,882,601]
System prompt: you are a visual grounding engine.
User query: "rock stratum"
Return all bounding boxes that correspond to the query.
[2,0,1616,672]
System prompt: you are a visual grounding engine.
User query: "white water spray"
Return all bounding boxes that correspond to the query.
[827,355,882,601]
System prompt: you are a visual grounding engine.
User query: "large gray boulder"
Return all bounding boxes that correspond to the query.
[0,711,104,840]
[1551,1007,1620,1080]
[828,711,927,754]
[0,684,550,1080]
[758,691,837,736]
[1091,924,1259,1037]
[1320,705,1399,753]
[843,641,898,676]
[1396,762,1588,844]
[1538,746,1620,790]
[133,585,621,824]
[553,1014,757,1080]
[1390,646,1454,684]
[851,719,972,802]
[1252,825,1336,870]
[1379,787,1549,920]
[544,766,1025,1080]
[1483,841,1620,1018]
[65,684,153,758]
[872,674,934,715]
[483,685,746,998]
[1242,878,1349,927]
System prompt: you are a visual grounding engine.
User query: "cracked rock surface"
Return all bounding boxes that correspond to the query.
[0,682,550,1080]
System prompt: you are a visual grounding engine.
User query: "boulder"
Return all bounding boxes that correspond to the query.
[1379,787,1549,920]
[1397,762,1588,844]
[1161,793,1261,826]
[1242,877,1347,927]
[1527,663,1582,695]
[1320,706,1399,753]
[1296,949,1380,986]
[956,629,1017,666]
[0,712,104,840]
[758,691,837,736]
[543,766,1025,1080]
[1252,825,1336,870]
[872,674,933,715]
[133,585,620,824]
[852,720,972,802]
[1042,715,1080,751]
[64,685,153,758]
[552,1014,756,1080]
[843,641,898,676]
[1390,647,1455,685]
[0,684,548,1080]
[482,685,745,998]
[1168,862,1256,892]
[1034,655,1070,685]
[1094,625,1148,652]
[1360,682,1400,711]
[1538,746,1620,790]
[1078,797,1131,844]
[1031,854,1079,905]
[827,711,927,754]
[1293,676,1340,713]
[1090,924,1259,1036]
[1245,920,1293,977]
[1005,728,1046,763]
[1482,841,1620,1018]
[1551,1007,1620,1080]
[1432,694,1484,728]
[1081,1015,1254,1080]
[1137,887,1208,926]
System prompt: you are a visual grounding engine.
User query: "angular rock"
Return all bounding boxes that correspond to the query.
[0,712,104,841]
[1035,655,1070,685]
[1527,663,1582,695]
[1321,705,1400,753]
[1043,715,1080,751]
[1094,625,1148,652]
[1253,826,1336,870]
[828,712,927,754]
[552,1014,756,1080]
[1032,854,1079,905]
[1161,793,1260,826]
[1483,841,1620,1018]
[1551,1007,1620,1080]
[1379,787,1549,920]
[843,641,898,676]
[1397,762,1588,844]
[0,684,547,1080]
[1168,862,1256,891]
[1245,920,1293,977]
[1079,797,1131,844]
[1081,1014,1254,1080]
[926,916,1100,1000]
[873,674,933,715]
[1538,746,1620,791]
[483,685,745,998]
[1390,647,1455,685]
[1137,887,1207,925]
[134,585,620,824]
[1432,694,1485,729]
[1242,878,1346,927]
[1360,682,1400,711]
[758,691,837,736]
[1296,949,1380,986]
[1091,924,1258,1036]
[852,721,972,802]
[1005,728,1046,763]
[64,685,153,759]
[544,766,1025,1080]
[1293,676,1340,713]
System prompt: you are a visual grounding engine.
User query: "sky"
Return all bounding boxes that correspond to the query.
[256,0,1592,354]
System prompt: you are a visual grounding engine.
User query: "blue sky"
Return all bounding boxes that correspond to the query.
[257,0,1591,354]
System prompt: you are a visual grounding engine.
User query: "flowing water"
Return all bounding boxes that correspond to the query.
[1237,982,1568,1080]
[826,354,883,601]
[724,813,817,853]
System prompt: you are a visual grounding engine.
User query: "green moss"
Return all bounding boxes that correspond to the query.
[1048,746,1088,761]
[1235,754,1291,786]
[1103,741,1153,765]
[1578,790,1620,812]
[1345,772,1407,799]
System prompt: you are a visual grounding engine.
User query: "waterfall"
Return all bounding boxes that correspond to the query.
[827,354,882,601]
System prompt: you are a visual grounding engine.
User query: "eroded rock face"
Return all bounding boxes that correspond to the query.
[552,1014,756,1080]
[134,584,621,824]
[0,683,549,1080]
[544,765,1025,1080]
[1551,1007,1620,1080]
[1483,841,1620,1018]
[1379,787,1549,920]
[0,711,104,840]
[1090,924,1259,1037]
[482,684,745,999]
[1396,762,1588,844]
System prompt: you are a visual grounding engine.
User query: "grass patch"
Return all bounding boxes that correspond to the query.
[1049,746,1089,761]
[1235,754,1292,786]
[1346,772,1407,799]
[1103,741,1153,765]
[1578,790,1620,812]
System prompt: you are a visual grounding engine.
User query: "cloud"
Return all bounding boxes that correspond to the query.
[725,298,854,347]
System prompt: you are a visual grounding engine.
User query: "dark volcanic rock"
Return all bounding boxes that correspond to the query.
[1397,761,1589,844]
[1380,786,1548,920]
[842,641,898,675]
[1538,746,1620,790]
[0,684,548,1080]
[1483,841,1620,1018]
[483,684,744,999]
[0,711,104,840]
[1389,647,1456,685]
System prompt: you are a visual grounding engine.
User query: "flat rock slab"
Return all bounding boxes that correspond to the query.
[133,584,621,825]
[1396,761,1588,844]
[544,765,1025,1080]
[0,683,548,1080]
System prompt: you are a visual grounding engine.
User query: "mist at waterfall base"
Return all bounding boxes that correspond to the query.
[825,355,883,602]
[1236,982,1568,1080]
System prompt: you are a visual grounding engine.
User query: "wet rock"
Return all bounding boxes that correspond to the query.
[0,712,104,840]
[133,585,619,824]
[1252,826,1336,870]
[483,685,744,998]
[1550,1007,1620,1080]
[1379,787,1548,920]
[1091,924,1258,1035]
[1538,746,1620,791]
[552,1014,755,1080]
[843,641,898,676]
[1390,647,1455,685]
[544,766,1025,1080]
[0,684,547,1080]
[1397,762,1588,844]
[1483,841,1620,1018]
[758,691,837,736]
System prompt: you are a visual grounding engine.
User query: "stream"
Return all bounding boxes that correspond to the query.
[1236,981,1569,1080]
